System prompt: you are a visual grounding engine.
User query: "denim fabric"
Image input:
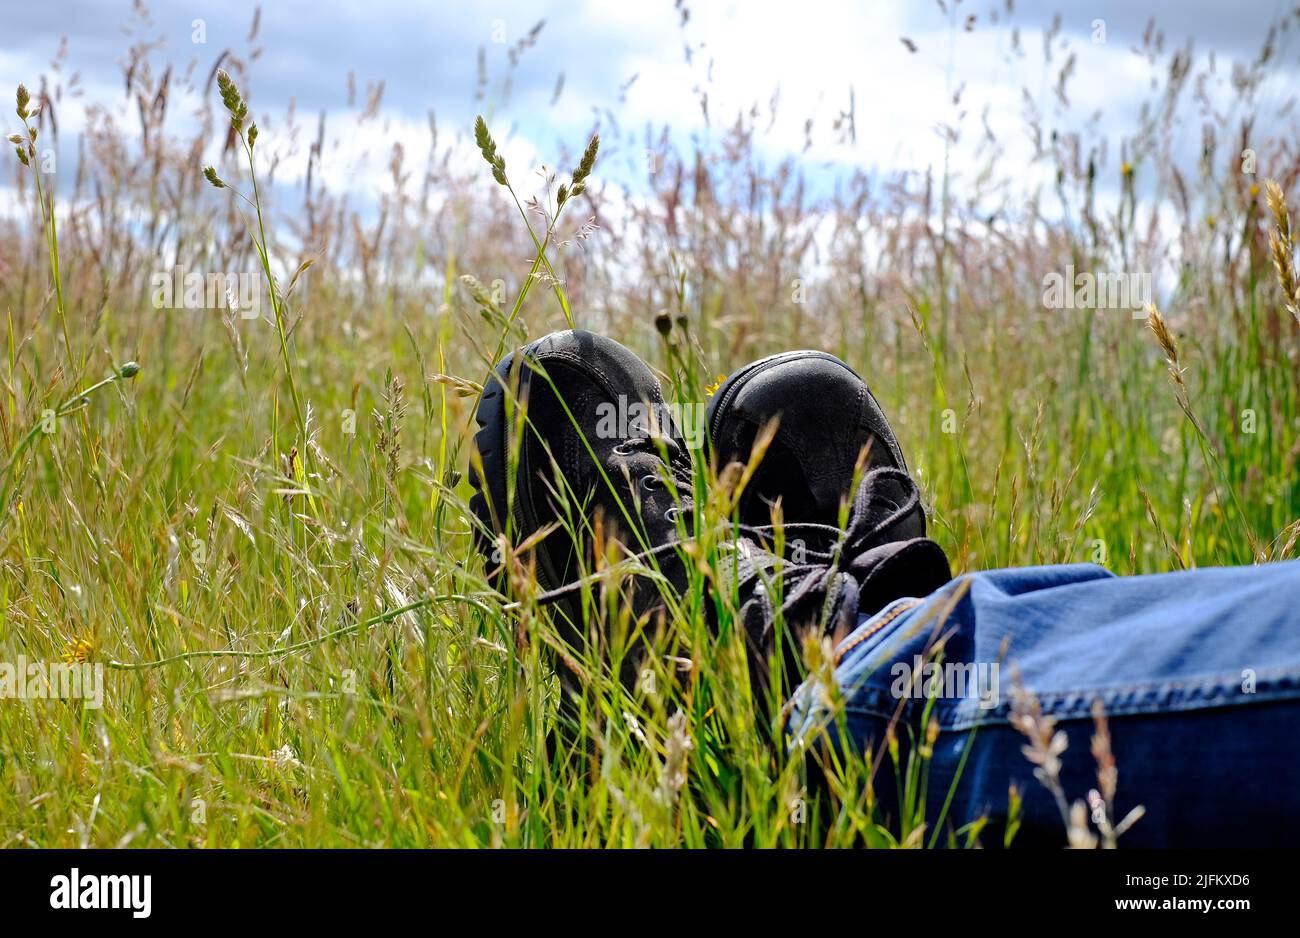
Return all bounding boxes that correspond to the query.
[786,561,1300,847]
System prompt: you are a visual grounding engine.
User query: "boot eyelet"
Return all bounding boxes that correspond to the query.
[665,507,681,522]
[639,475,662,493]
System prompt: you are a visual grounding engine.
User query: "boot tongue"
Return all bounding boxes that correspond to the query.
[844,467,927,548]
[836,468,948,613]
[847,538,952,617]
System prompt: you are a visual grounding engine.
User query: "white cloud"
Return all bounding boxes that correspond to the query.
[2,0,1296,223]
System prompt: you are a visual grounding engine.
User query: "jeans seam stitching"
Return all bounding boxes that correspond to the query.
[833,597,923,664]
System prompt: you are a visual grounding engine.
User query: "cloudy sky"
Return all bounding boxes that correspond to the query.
[2,1,1298,215]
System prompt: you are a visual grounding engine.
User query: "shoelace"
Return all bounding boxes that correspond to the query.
[533,467,939,615]
[760,467,924,565]
[735,467,937,628]
[526,466,948,722]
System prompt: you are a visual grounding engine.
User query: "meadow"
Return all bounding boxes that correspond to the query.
[2,4,1299,847]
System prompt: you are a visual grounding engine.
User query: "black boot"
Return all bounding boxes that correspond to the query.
[707,348,950,699]
[469,330,695,718]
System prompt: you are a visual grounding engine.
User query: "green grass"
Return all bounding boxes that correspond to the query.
[2,16,1300,848]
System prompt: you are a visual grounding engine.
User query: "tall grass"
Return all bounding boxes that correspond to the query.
[1,4,1299,847]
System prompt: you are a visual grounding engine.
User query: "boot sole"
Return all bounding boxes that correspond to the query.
[468,351,520,579]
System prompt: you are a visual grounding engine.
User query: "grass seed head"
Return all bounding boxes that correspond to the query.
[1265,179,1299,319]
[473,115,507,186]
[216,68,248,132]
[1145,303,1181,375]
[567,132,599,199]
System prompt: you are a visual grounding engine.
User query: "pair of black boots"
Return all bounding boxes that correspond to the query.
[469,330,950,715]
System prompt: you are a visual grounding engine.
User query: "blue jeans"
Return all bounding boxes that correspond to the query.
[786,560,1300,847]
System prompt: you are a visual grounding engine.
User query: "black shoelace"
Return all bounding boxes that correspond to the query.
[532,467,939,615]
